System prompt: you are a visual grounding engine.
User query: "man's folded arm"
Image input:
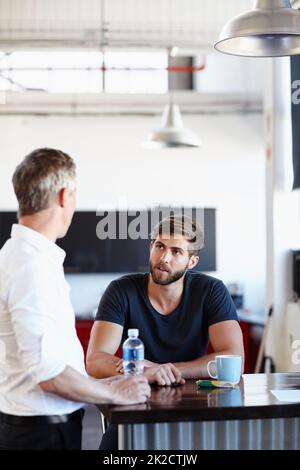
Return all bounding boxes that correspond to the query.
[86,320,124,378]
[173,320,244,379]
[87,321,186,386]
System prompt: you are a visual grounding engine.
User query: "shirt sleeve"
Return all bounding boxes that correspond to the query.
[204,280,239,328]
[95,280,126,326]
[7,259,67,384]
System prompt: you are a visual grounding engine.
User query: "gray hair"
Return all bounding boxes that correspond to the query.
[150,214,204,256]
[12,147,76,216]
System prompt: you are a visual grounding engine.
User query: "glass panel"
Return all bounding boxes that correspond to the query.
[104,51,168,93]
[0,51,103,92]
[0,50,168,94]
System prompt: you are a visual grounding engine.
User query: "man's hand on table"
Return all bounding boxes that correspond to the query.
[143,363,185,386]
[116,359,185,386]
[109,375,151,405]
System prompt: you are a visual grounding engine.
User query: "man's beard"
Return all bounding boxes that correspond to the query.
[149,260,189,286]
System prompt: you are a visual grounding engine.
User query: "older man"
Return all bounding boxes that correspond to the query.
[0,148,150,450]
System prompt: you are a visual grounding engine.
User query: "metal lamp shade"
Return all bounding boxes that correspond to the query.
[215,0,300,57]
[143,104,201,148]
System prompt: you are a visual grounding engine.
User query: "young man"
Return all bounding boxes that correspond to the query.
[0,148,150,450]
[87,214,244,448]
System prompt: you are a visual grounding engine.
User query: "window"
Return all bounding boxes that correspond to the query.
[104,51,168,93]
[0,50,168,94]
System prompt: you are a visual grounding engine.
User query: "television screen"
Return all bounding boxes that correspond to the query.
[0,212,18,248]
[0,208,216,273]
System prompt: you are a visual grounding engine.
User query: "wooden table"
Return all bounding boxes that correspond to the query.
[98,373,300,450]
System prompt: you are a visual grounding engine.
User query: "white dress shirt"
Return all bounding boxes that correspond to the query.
[0,224,86,416]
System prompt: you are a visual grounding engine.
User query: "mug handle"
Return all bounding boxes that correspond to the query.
[207,360,217,379]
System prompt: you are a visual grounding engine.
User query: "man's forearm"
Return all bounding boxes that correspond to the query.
[86,351,121,378]
[40,365,151,406]
[174,349,244,380]
[39,366,113,404]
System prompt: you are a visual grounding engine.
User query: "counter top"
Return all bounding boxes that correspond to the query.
[98,373,300,425]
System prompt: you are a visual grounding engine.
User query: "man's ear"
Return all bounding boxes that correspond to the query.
[58,188,67,208]
[188,255,199,270]
[149,240,155,252]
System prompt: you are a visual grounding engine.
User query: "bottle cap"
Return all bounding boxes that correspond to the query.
[128,328,139,337]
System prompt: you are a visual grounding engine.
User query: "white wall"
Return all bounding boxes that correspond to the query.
[0,112,265,315]
[195,53,266,96]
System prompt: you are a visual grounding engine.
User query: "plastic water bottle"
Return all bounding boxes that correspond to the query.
[122,329,144,376]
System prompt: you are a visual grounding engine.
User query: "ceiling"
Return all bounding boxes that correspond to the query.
[0,0,255,51]
[0,0,268,115]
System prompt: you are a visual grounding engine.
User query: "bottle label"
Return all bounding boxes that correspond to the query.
[123,348,144,361]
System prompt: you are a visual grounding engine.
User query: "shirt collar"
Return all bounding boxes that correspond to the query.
[11,224,66,264]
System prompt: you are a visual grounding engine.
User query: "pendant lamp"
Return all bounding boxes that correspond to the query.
[215,0,300,57]
[143,103,201,148]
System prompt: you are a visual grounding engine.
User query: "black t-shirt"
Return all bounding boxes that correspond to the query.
[95,271,238,363]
